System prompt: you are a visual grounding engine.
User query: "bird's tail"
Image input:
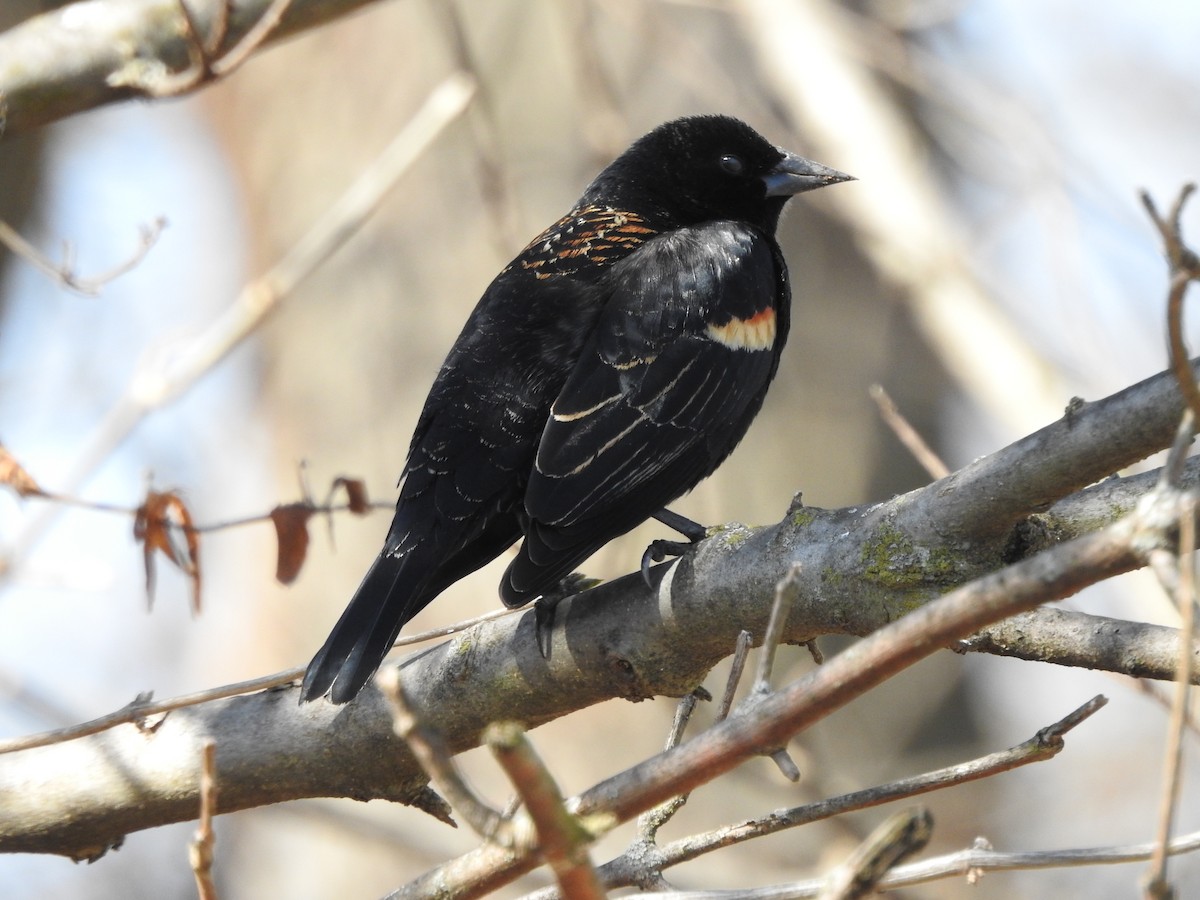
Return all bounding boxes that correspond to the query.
[299,548,435,704]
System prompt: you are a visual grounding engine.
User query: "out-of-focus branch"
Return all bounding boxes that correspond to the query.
[2,73,474,570]
[0,216,166,295]
[737,0,1064,432]
[816,807,932,900]
[0,0,389,137]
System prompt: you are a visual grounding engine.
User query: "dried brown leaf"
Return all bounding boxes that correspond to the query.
[134,490,202,613]
[332,476,369,515]
[270,503,313,585]
[0,443,43,498]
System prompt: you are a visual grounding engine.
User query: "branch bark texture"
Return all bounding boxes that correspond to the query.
[1,363,1197,860]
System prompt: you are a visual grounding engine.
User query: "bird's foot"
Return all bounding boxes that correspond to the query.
[534,572,599,658]
[652,508,709,542]
[640,539,699,588]
[642,508,711,587]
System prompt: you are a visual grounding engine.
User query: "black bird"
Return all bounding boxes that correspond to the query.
[301,115,852,704]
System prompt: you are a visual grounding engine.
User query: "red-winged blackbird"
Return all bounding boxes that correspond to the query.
[301,115,852,704]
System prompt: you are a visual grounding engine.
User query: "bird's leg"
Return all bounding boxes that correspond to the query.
[642,508,710,587]
[534,572,600,659]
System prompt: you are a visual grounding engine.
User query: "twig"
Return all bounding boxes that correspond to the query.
[119,0,297,96]
[1142,185,1200,422]
[1144,498,1198,899]
[716,630,753,723]
[486,722,606,900]
[0,216,166,296]
[212,0,295,76]
[868,384,950,480]
[0,604,522,756]
[589,696,1106,891]
[637,691,704,841]
[816,807,932,900]
[633,828,1200,899]
[188,740,219,900]
[378,669,509,843]
[755,565,800,690]
[753,565,803,781]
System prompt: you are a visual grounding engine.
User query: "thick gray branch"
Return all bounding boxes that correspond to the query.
[895,360,1198,544]
[0,0,384,137]
[1,364,1197,860]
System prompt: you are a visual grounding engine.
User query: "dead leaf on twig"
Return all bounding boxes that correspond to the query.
[134,490,201,613]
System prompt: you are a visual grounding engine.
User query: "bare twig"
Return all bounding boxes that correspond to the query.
[755,564,802,691]
[0,216,166,296]
[107,0,297,97]
[716,631,754,723]
[1142,185,1200,423]
[754,566,803,781]
[817,807,932,900]
[486,723,605,900]
[637,691,704,843]
[1145,500,1198,899]
[633,828,1200,899]
[188,740,219,900]
[212,0,296,76]
[583,696,1107,893]
[869,384,950,480]
[378,669,506,842]
[0,604,522,756]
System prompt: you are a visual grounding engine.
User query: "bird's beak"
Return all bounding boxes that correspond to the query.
[762,150,855,197]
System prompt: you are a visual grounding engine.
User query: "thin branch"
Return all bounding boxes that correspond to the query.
[633,828,1200,899]
[1143,185,1200,423]
[188,740,219,900]
[0,216,166,296]
[752,565,804,781]
[816,807,932,900]
[716,631,753,723]
[644,696,1104,880]
[486,723,606,900]
[534,696,1105,897]
[0,605,521,756]
[755,564,802,691]
[379,669,506,842]
[637,691,704,842]
[212,0,296,76]
[1145,499,1198,898]
[868,383,950,480]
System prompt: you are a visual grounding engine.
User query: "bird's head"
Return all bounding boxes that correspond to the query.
[584,115,853,232]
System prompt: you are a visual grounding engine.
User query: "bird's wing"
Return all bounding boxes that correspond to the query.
[506,222,787,599]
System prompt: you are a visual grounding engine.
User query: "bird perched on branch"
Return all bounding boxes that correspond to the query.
[301,115,852,704]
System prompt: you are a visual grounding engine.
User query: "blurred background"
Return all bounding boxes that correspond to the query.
[1,0,1198,896]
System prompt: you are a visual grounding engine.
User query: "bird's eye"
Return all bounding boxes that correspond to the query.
[719,154,745,176]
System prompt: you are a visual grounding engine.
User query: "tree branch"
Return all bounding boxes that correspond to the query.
[0,0,388,137]
[2,362,1199,860]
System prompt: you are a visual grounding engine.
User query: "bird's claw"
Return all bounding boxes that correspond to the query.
[534,595,559,659]
[640,538,697,588]
[533,572,599,659]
